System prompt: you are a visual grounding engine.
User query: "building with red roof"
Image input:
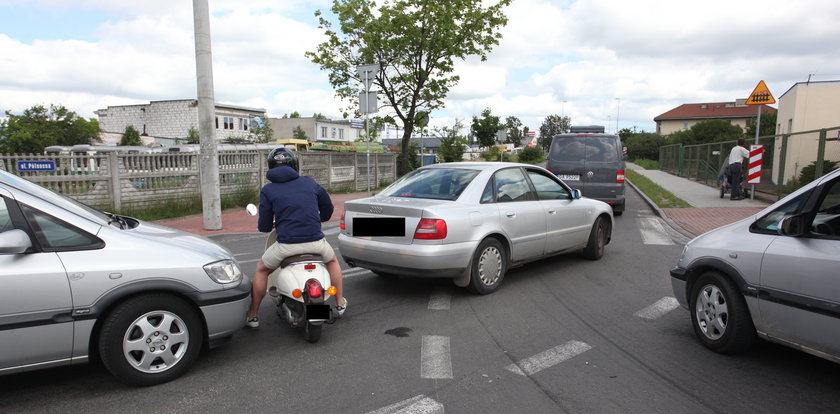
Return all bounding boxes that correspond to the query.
[654,101,776,136]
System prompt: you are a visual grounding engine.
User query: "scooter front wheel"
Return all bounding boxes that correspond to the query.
[304,322,322,343]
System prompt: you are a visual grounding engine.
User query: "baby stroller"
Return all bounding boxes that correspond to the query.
[718,161,750,199]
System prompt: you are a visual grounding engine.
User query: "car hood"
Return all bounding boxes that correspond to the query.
[121,221,235,261]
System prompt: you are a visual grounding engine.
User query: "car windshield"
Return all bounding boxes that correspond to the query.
[0,170,111,225]
[379,168,479,200]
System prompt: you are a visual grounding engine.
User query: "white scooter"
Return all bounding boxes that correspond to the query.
[246,204,337,343]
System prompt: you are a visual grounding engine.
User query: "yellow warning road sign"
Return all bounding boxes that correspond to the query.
[746,80,775,105]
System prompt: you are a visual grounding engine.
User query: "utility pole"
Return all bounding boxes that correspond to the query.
[357,63,379,196]
[615,98,621,134]
[192,0,221,230]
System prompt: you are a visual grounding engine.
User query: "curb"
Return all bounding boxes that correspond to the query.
[626,178,697,240]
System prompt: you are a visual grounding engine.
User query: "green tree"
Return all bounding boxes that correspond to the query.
[517,146,544,164]
[0,104,100,154]
[624,132,665,161]
[120,125,142,146]
[471,108,504,148]
[505,116,523,145]
[186,126,200,144]
[408,140,420,170]
[690,119,743,143]
[538,115,570,150]
[434,119,467,162]
[313,113,328,119]
[306,0,512,175]
[293,125,309,140]
[251,118,274,143]
[745,110,777,138]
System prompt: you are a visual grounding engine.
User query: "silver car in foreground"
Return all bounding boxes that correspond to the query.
[671,167,840,363]
[0,170,250,385]
[338,162,614,294]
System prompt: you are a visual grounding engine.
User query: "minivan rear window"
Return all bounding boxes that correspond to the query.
[549,136,618,163]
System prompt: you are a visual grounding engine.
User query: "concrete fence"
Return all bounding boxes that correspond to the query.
[0,150,397,211]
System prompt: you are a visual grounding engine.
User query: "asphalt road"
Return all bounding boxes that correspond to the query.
[2,188,840,413]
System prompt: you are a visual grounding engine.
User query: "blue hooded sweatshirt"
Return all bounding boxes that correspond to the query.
[258,166,334,244]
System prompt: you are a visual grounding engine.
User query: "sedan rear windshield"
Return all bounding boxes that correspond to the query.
[380,168,479,200]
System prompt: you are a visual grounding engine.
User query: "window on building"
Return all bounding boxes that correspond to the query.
[243,118,248,131]
[215,117,219,129]
[321,127,327,138]
[332,127,336,138]
[239,118,244,130]
[682,121,689,129]
[339,129,344,140]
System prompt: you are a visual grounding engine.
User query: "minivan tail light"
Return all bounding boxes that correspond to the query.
[414,218,447,240]
[340,210,345,230]
[616,170,625,183]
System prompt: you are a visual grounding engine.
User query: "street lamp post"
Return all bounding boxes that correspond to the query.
[357,63,379,196]
[615,98,621,134]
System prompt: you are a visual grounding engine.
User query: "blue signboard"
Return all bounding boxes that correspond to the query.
[17,160,56,171]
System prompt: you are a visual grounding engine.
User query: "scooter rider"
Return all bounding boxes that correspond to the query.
[246,147,346,328]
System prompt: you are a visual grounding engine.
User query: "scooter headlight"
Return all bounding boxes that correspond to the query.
[204,259,243,284]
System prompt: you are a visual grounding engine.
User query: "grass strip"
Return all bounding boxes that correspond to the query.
[625,169,691,209]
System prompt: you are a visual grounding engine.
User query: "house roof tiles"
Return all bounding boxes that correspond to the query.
[654,102,775,121]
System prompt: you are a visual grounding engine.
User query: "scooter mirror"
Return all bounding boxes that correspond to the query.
[246,203,258,216]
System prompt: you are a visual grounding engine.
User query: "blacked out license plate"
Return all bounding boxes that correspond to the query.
[307,304,331,320]
[353,217,405,237]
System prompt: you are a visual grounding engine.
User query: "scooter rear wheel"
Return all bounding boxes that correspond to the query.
[304,322,322,343]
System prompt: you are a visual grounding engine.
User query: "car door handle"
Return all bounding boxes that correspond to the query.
[505,212,516,218]
[548,209,557,214]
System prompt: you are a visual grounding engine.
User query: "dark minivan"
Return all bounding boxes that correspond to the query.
[546,127,625,215]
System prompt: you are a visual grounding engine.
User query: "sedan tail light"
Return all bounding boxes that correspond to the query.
[340,210,346,230]
[413,218,447,240]
[616,170,625,183]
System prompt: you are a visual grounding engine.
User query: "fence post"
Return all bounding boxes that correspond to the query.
[328,153,333,189]
[778,134,789,186]
[816,129,827,179]
[108,152,121,211]
[677,144,685,176]
[354,152,359,192]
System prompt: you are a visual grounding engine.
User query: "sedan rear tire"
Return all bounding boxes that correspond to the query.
[582,216,609,260]
[467,238,507,295]
[689,271,756,353]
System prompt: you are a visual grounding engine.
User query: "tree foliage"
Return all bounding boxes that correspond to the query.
[624,132,665,161]
[667,119,743,146]
[505,116,523,145]
[120,125,142,146]
[745,110,777,138]
[434,119,468,162]
[471,108,504,148]
[0,104,100,154]
[306,0,512,175]
[538,115,570,149]
[293,125,309,140]
[517,146,544,164]
[251,118,274,143]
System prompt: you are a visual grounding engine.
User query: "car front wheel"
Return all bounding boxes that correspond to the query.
[582,216,609,260]
[99,294,203,386]
[467,238,507,295]
[689,271,756,353]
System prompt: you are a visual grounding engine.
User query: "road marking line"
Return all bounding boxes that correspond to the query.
[343,267,373,278]
[428,289,451,310]
[634,297,680,320]
[366,395,445,414]
[421,336,453,379]
[505,340,591,376]
[637,217,674,245]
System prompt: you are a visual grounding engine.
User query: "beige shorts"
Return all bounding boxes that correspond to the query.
[261,238,335,270]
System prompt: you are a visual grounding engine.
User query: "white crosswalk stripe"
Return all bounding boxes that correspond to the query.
[637,217,675,245]
[505,340,591,376]
[366,395,445,414]
[428,289,451,310]
[421,336,453,379]
[634,297,680,319]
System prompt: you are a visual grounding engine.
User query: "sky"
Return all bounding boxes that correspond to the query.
[1,0,839,138]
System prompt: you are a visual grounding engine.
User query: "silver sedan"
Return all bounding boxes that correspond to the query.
[338,162,614,294]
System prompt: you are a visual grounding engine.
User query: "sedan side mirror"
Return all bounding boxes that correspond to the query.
[0,229,32,254]
[571,189,582,199]
[778,214,806,237]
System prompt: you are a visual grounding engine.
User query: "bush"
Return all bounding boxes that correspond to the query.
[517,146,545,164]
[798,160,839,184]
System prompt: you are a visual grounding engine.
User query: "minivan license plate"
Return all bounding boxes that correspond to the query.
[558,174,580,181]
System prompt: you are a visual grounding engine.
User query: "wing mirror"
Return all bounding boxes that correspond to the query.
[0,229,32,254]
[571,189,582,199]
[778,214,806,237]
[246,203,258,217]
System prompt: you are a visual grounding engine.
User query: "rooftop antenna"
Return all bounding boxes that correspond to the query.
[807,73,815,84]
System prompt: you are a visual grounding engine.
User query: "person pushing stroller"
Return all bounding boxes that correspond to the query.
[724,138,750,200]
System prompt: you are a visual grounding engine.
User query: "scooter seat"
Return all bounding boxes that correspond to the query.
[280,253,324,268]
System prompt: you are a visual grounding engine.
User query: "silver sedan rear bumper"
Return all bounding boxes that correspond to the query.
[338,234,477,278]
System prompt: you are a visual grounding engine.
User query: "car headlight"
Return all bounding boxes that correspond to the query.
[203,260,243,284]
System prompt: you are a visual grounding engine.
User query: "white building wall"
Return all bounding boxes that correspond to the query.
[773,81,840,184]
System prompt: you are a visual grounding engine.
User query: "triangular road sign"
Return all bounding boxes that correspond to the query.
[745,80,775,105]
